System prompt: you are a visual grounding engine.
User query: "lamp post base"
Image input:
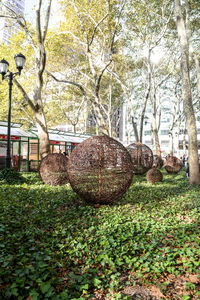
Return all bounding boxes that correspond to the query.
[6,156,12,169]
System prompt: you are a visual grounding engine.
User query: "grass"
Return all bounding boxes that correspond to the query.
[0,169,200,299]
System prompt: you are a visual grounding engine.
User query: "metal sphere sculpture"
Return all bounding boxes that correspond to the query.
[127,142,153,174]
[146,168,163,184]
[164,155,183,174]
[39,153,68,185]
[67,135,134,204]
[153,155,163,169]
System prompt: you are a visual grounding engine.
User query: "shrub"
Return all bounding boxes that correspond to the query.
[0,168,26,184]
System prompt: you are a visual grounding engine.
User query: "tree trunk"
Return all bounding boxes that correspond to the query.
[169,102,177,156]
[183,123,187,157]
[132,119,139,142]
[152,117,161,157]
[73,124,76,133]
[176,121,181,158]
[127,128,131,145]
[169,132,174,156]
[185,0,200,100]
[108,117,112,137]
[193,55,200,99]
[140,50,151,142]
[175,0,200,184]
[152,91,161,157]
[34,46,50,158]
[6,0,52,159]
[35,108,50,158]
[108,79,112,137]
[92,97,108,134]
[139,94,149,142]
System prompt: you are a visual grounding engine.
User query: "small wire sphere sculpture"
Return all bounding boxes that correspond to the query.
[153,155,163,169]
[164,155,183,174]
[146,168,163,184]
[127,142,153,174]
[39,153,68,185]
[67,135,134,204]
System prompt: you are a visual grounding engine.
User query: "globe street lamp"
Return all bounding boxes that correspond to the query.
[0,53,26,168]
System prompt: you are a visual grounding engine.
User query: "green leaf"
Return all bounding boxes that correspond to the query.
[40,281,51,294]
[30,290,39,300]
[93,278,101,287]
[12,288,18,296]
[79,283,89,291]
[182,296,191,300]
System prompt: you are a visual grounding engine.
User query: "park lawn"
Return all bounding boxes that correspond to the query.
[0,169,200,299]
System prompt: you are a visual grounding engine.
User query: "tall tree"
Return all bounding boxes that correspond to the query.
[1,0,52,158]
[123,0,173,144]
[47,0,126,135]
[175,0,200,184]
[185,0,200,101]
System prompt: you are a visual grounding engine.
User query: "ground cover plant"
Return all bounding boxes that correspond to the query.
[0,170,200,299]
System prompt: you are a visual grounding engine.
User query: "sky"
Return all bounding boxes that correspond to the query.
[24,0,61,28]
[24,0,37,21]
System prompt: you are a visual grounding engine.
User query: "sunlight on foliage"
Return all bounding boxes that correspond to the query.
[0,169,200,299]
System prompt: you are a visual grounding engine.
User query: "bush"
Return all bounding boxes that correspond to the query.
[0,168,26,184]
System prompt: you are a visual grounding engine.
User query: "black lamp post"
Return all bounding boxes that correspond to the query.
[0,53,26,168]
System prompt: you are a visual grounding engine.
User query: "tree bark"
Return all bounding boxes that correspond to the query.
[139,49,151,142]
[169,132,174,156]
[183,121,187,157]
[169,102,177,156]
[152,118,161,157]
[185,0,200,100]
[92,97,108,134]
[132,120,139,142]
[7,0,52,158]
[152,86,161,157]
[35,109,50,158]
[176,127,180,159]
[175,0,200,184]
[139,90,150,142]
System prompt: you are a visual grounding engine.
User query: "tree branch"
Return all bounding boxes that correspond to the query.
[89,13,109,46]
[36,0,42,44]
[42,0,52,42]
[13,78,36,112]
[70,0,89,46]
[46,70,86,96]
[75,70,95,89]
[110,0,126,52]
[95,60,112,96]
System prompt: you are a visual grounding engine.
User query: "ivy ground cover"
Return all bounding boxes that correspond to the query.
[0,170,200,299]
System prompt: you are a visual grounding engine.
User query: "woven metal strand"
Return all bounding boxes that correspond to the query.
[164,156,182,174]
[127,142,153,174]
[67,135,134,204]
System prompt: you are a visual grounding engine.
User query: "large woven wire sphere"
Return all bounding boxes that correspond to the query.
[127,142,153,174]
[153,155,163,169]
[67,135,133,204]
[39,153,68,185]
[164,155,183,174]
[146,168,163,184]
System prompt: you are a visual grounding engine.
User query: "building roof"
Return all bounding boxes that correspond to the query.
[29,128,90,143]
[0,122,36,138]
[0,122,91,143]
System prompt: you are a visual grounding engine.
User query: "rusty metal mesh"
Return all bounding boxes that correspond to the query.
[67,135,134,204]
[164,156,183,174]
[153,155,163,169]
[146,168,163,184]
[39,153,68,186]
[127,142,153,174]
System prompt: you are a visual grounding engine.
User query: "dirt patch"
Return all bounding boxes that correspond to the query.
[123,285,163,299]
[118,272,200,299]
